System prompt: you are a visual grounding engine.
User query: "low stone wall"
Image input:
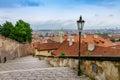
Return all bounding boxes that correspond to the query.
[82,60,120,80]
[38,56,120,80]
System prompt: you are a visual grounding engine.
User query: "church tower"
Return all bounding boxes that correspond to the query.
[59,28,64,43]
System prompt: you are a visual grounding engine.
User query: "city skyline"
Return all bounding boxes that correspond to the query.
[0,0,120,30]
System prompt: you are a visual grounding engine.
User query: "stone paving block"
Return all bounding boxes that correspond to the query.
[0,56,90,80]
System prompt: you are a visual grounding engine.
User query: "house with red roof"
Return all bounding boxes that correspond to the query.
[33,41,61,56]
[33,34,120,56]
[52,40,120,56]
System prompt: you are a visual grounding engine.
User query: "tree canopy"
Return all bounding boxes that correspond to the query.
[0,20,32,43]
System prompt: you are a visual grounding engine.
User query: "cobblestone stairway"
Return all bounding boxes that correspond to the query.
[0,56,89,80]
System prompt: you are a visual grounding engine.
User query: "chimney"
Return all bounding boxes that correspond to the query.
[44,39,47,43]
[69,36,74,46]
[83,34,87,38]
[94,34,98,38]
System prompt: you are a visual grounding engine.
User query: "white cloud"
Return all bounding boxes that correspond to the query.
[0,0,120,30]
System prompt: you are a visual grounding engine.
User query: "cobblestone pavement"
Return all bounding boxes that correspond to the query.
[0,56,51,71]
[0,56,90,80]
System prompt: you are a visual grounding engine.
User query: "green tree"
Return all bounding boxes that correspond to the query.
[15,20,32,43]
[0,20,32,43]
[118,38,120,41]
[110,38,115,42]
[0,24,3,33]
[9,27,15,39]
[1,21,14,37]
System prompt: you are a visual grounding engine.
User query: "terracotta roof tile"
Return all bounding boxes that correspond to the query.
[33,42,38,49]
[53,41,87,56]
[33,35,120,56]
[38,42,61,51]
[53,41,120,56]
[74,35,113,47]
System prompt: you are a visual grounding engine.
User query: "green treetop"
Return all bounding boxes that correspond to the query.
[0,20,32,43]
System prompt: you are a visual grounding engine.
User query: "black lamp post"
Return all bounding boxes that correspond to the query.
[77,16,85,76]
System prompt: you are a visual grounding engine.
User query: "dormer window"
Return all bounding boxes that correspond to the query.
[99,40,104,44]
[101,41,104,43]
[96,42,99,44]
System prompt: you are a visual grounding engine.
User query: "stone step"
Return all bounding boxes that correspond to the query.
[6,56,39,63]
[0,60,51,72]
[0,67,90,80]
[0,56,90,80]
[6,58,39,63]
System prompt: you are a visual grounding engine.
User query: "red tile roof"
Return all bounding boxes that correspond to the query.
[52,41,87,56]
[37,42,61,51]
[112,42,120,49]
[74,35,113,47]
[52,41,120,56]
[90,46,120,56]
[33,39,59,50]
[47,39,57,43]
[62,35,68,41]
[33,42,38,49]
[33,35,120,56]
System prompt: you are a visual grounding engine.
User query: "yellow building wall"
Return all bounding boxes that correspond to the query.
[35,50,52,56]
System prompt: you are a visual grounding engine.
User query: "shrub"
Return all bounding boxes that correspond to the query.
[86,51,91,56]
[61,52,66,56]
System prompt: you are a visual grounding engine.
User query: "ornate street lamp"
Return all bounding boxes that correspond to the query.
[77,16,85,76]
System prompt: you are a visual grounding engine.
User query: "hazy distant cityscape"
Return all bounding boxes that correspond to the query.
[33,28,120,35]
[0,0,120,80]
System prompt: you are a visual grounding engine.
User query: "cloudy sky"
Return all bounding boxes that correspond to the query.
[0,0,120,30]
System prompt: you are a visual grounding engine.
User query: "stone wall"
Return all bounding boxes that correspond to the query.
[38,57,120,80]
[82,60,120,80]
[17,43,34,57]
[0,35,34,63]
